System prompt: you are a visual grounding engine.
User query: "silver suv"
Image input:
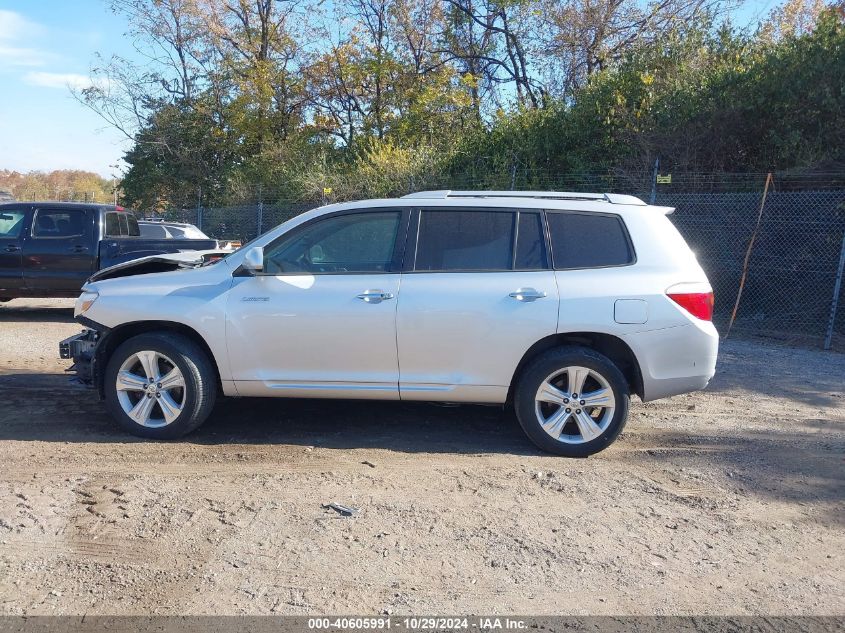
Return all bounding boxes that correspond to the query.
[61,191,718,457]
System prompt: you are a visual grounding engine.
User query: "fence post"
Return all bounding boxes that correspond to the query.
[650,157,659,203]
[196,186,203,231]
[256,185,264,237]
[824,230,845,350]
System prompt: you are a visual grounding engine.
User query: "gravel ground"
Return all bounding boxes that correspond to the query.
[0,298,843,616]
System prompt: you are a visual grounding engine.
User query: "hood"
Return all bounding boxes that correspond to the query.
[89,249,230,282]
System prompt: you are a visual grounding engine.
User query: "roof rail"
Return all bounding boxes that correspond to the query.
[401,190,647,206]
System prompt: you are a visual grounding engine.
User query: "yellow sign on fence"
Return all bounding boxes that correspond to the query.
[656,174,672,184]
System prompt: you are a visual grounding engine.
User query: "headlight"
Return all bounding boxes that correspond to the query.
[74,291,99,317]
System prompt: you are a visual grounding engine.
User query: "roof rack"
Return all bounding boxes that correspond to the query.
[401,190,647,206]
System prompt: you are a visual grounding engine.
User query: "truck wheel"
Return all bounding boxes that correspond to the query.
[514,346,629,457]
[104,332,217,439]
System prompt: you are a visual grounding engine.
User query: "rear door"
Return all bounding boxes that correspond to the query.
[0,205,28,293]
[396,208,559,402]
[22,206,96,293]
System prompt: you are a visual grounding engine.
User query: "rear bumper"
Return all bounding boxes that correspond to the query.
[625,321,719,402]
[59,329,100,385]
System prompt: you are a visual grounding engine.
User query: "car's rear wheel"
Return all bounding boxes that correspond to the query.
[104,332,217,439]
[514,346,629,457]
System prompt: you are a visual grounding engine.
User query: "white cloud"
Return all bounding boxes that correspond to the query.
[0,9,34,39]
[0,9,49,67]
[23,71,105,91]
[0,44,46,67]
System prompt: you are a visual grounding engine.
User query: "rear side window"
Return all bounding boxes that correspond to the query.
[32,209,87,238]
[415,210,514,271]
[547,212,633,269]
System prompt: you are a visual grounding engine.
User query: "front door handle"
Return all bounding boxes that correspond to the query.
[357,290,395,304]
[509,288,547,302]
[69,245,89,253]
[4,244,21,253]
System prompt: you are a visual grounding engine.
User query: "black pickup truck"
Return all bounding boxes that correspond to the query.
[0,202,219,300]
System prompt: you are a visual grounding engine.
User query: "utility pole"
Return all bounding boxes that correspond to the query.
[109,163,120,206]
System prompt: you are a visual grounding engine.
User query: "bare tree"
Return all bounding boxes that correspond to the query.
[76,0,213,137]
[434,0,546,114]
[538,0,724,96]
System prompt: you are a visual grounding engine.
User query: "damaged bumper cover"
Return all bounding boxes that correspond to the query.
[59,322,106,386]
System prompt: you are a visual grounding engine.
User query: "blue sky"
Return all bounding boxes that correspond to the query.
[0,0,783,178]
[0,1,137,178]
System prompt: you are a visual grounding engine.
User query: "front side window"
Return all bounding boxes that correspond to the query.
[547,211,634,269]
[415,210,515,271]
[32,209,87,238]
[0,210,26,238]
[264,211,402,274]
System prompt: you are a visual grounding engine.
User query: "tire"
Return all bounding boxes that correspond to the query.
[514,346,630,457]
[104,332,217,439]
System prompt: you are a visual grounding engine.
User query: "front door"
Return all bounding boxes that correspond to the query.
[226,209,408,399]
[22,206,95,293]
[397,208,559,402]
[0,206,27,294]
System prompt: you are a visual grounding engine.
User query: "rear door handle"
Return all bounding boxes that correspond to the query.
[509,288,547,302]
[69,245,89,253]
[356,290,395,304]
[4,245,21,253]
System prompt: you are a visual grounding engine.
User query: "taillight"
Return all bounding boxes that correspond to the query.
[668,291,714,321]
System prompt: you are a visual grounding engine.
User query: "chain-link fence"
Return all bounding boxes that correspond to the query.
[656,191,845,349]
[158,172,845,350]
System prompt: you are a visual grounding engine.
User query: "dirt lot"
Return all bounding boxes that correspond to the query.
[0,298,842,616]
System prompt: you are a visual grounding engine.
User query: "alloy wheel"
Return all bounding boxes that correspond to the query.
[534,365,616,444]
[115,350,186,428]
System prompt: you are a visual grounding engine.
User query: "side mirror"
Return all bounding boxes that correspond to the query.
[242,246,264,273]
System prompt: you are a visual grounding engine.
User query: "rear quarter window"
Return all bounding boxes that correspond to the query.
[547,211,634,269]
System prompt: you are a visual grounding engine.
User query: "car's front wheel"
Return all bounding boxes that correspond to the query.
[514,346,630,457]
[104,332,217,439]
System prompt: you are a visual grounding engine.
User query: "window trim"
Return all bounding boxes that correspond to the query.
[407,207,551,274]
[30,207,89,240]
[254,207,411,276]
[546,209,637,271]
